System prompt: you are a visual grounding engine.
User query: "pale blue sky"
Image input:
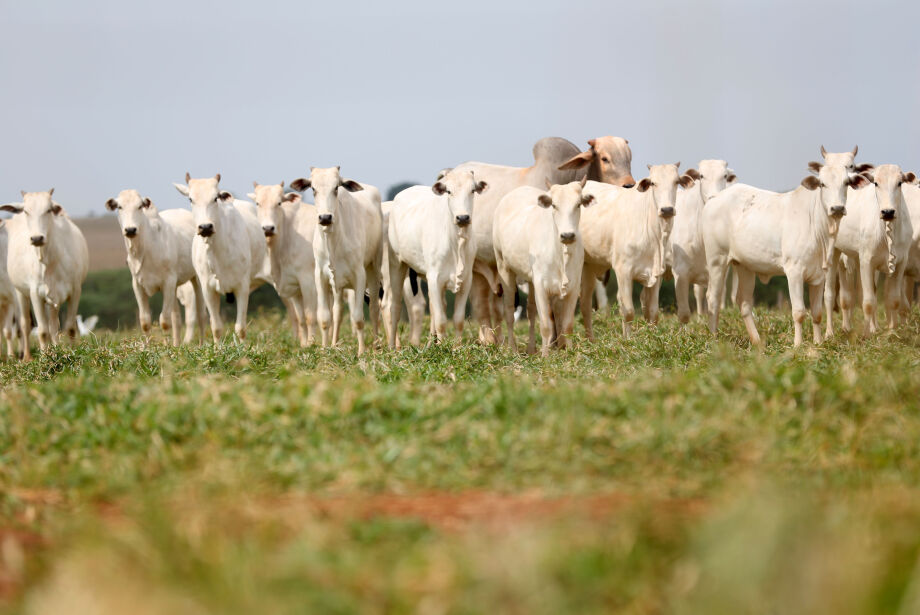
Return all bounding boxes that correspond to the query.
[1,0,918,216]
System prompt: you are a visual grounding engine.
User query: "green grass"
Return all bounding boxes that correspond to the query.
[2,307,920,613]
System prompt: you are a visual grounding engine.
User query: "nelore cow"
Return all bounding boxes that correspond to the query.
[290,167,382,355]
[385,169,486,347]
[105,189,204,345]
[173,173,270,342]
[249,182,317,347]
[702,160,870,347]
[580,163,696,338]
[825,164,915,336]
[2,189,88,360]
[670,160,736,323]
[494,179,593,356]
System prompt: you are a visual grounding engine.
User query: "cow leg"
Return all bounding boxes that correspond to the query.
[452,272,473,339]
[580,268,597,341]
[470,273,493,344]
[428,280,449,344]
[614,268,635,338]
[316,269,332,347]
[809,282,824,345]
[675,272,691,324]
[823,253,839,338]
[347,273,367,355]
[29,289,51,351]
[639,286,651,322]
[732,266,761,347]
[47,304,61,344]
[132,278,153,338]
[386,260,408,349]
[885,267,905,330]
[786,270,807,347]
[706,257,730,337]
[859,259,878,336]
[289,294,309,347]
[15,290,31,361]
[63,284,81,343]
[233,282,250,341]
[532,279,553,357]
[162,276,180,346]
[366,265,381,349]
[300,276,317,346]
[694,283,708,319]
[644,280,661,326]
[839,259,856,333]
[495,258,517,352]
[489,287,504,345]
[201,285,224,343]
[181,285,197,344]
[557,282,580,351]
[900,274,914,322]
[594,278,608,313]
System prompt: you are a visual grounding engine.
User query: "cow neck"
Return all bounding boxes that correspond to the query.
[265,207,290,286]
[643,188,671,280]
[809,189,836,272]
[878,186,897,275]
[203,205,234,265]
[440,202,469,293]
[126,216,158,270]
[319,196,347,290]
[550,217,575,299]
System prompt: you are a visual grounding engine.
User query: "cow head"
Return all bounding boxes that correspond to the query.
[174,173,232,238]
[248,181,300,242]
[857,164,916,222]
[558,136,636,187]
[538,178,594,245]
[813,145,874,176]
[636,163,696,219]
[691,159,736,202]
[289,167,362,229]
[1,189,62,247]
[432,169,487,230]
[105,189,155,240]
[800,162,869,222]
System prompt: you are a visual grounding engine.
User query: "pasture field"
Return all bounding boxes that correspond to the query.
[2,307,920,614]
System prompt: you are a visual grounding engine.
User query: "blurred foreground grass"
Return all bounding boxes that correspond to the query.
[2,306,920,613]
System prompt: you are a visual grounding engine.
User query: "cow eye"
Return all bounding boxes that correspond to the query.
[601,157,610,163]
[698,174,705,179]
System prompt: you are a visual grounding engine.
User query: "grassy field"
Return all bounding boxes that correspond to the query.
[2,306,920,614]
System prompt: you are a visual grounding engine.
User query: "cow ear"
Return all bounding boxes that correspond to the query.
[283,192,301,204]
[141,197,152,209]
[683,168,701,181]
[849,174,870,189]
[247,192,257,202]
[903,172,917,185]
[545,178,553,189]
[726,173,737,183]
[436,168,452,181]
[290,178,311,192]
[341,179,363,192]
[185,172,192,183]
[558,149,594,171]
[580,194,595,207]
[678,173,696,189]
[174,183,190,197]
[104,198,119,211]
[51,202,63,215]
[636,178,653,192]
[854,163,875,174]
[474,180,488,194]
[801,176,821,190]
[432,182,447,196]
[218,191,233,202]
[808,161,823,174]
[0,203,23,214]
[537,194,553,208]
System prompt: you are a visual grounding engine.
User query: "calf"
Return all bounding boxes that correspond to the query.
[105,189,204,345]
[289,167,382,355]
[2,190,89,360]
[173,173,270,342]
[670,160,736,323]
[385,169,486,346]
[493,180,593,356]
[825,164,915,335]
[702,162,869,347]
[580,164,696,338]
[248,182,318,347]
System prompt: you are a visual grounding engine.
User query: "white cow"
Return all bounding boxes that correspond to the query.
[451,137,598,344]
[670,160,736,323]
[173,173,270,342]
[702,162,869,347]
[248,182,318,347]
[289,167,382,355]
[900,181,920,314]
[2,190,89,360]
[580,164,696,338]
[494,180,593,356]
[380,200,427,347]
[105,189,204,345]
[824,164,915,335]
[385,169,486,347]
[0,222,19,358]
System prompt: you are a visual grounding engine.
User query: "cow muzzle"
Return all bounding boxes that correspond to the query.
[30,235,45,247]
[881,209,896,221]
[262,225,276,237]
[198,223,215,237]
[124,227,138,238]
[830,206,846,217]
[560,232,576,244]
[455,214,471,227]
[659,207,676,219]
[318,214,333,226]
[620,176,637,189]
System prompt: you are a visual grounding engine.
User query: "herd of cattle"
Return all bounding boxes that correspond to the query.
[1,136,918,359]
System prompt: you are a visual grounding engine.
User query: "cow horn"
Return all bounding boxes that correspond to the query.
[214,173,221,183]
[820,145,828,159]
[48,187,54,196]
[253,181,259,188]
[185,172,191,183]
[852,144,858,157]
